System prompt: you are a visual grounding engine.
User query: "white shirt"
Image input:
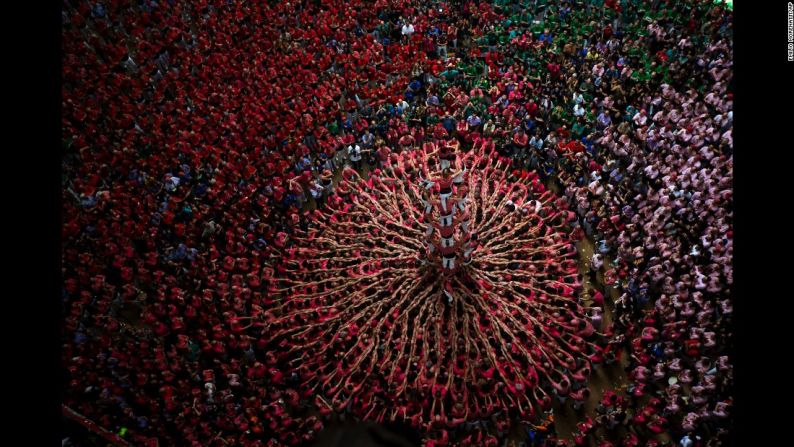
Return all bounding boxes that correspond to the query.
[401,24,414,36]
[348,145,362,161]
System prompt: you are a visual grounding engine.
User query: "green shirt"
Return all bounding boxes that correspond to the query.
[440,69,460,79]
[625,105,637,121]
[463,64,479,77]
[572,122,587,138]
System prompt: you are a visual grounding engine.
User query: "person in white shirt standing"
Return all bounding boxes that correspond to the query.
[348,144,363,171]
[401,19,414,42]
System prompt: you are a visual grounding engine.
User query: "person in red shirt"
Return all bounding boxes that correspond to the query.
[512,128,529,158]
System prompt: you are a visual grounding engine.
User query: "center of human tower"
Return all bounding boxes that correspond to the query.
[419,140,475,292]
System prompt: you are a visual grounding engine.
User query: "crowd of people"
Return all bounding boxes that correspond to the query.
[61,0,733,446]
[268,138,601,447]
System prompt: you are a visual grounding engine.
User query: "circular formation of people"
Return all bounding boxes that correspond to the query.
[61,1,733,446]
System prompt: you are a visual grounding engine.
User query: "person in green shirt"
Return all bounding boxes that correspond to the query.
[572,118,587,139]
[624,104,637,122]
[440,67,460,80]
[326,120,339,136]
[584,107,597,125]
[462,63,479,78]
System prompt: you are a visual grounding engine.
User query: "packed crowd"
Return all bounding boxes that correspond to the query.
[503,2,734,445]
[268,138,601,447]
[61,0,733,446]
